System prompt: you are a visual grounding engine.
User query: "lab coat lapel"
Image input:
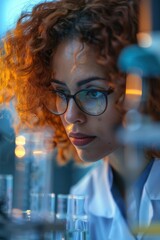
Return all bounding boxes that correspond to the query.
[89,161,115,218]
[90,161,135,239]
[108,210,135,240]
[139,187,153,228]
[138,160,160,239]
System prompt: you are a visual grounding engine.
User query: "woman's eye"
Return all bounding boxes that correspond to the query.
[56,91,65,97]
[55,88,63,91]
[87,90,102,98]
[55,89,68,94]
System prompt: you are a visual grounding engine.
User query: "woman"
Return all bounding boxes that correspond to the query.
[1,0,160,239]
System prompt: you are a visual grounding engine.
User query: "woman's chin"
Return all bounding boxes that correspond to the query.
[76,148,102,163]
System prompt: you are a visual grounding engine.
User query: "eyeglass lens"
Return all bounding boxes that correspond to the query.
[75,90,107,115]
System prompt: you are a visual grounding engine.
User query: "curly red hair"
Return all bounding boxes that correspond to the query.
[3,0,158,164]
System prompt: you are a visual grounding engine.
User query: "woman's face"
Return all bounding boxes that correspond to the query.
[51,39,122,162]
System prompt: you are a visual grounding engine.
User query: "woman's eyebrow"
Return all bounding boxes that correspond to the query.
[51,77,106,87]
[77,77,106,87]
[51,79,67,86]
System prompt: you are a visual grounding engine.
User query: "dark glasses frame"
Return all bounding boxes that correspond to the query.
[44,87,114,116]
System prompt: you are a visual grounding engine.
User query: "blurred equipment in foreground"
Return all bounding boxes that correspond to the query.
[118,0,160,237]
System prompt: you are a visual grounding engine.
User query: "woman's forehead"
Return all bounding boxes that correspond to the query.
[53,39,95,66]
[51,39,108,81]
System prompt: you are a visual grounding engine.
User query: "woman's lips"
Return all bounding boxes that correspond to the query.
[68,133,96,147]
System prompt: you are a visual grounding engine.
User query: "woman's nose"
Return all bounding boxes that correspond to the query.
[64,98,86,124]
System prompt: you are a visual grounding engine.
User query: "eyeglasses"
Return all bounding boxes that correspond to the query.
[44,87,114,116]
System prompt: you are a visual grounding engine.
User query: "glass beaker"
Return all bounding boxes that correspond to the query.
[67,195,89,240]
[56,194,69,240]
[30,192,55,221]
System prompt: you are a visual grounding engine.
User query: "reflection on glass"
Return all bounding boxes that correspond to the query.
[0,174,13,215]
[30,192,55,221]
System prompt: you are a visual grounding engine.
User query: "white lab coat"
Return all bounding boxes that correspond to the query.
[71,159,160,240]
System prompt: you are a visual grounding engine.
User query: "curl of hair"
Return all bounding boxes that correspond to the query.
[3,0,160,164]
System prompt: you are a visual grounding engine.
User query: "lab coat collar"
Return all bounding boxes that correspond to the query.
[90,159,160,220]
[89,159,160,238]
[108,213,135,240]
[89,160,135,239]
[144,159,160,200]
[71,160,116,218]
[139,159,160,227]
[89,160,116,218]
